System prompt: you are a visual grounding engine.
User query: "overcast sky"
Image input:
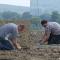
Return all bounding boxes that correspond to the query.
[0,0,30,7]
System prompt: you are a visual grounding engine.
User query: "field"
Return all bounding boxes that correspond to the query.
[0,20,60,60]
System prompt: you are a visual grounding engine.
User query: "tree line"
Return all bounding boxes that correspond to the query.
[0,11,32,20]
[0,11,60,23]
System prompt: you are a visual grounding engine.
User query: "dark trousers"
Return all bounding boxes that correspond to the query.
[48,34,60,44]
[0,37,15,50]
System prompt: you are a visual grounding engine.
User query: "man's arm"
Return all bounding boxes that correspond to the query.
[10,26,21,49]
[11,38,21,49]
[41,27,51,44]
[43,32,50,43]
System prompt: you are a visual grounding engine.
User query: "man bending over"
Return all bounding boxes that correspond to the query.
[0,23,25,50]
[41,20,60,44]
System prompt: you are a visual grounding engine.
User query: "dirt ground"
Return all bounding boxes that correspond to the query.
[0,31,60,60]
[0,45,60,60]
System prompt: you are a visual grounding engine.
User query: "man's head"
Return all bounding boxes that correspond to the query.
[41,20,48,27]
[18,24,25,32]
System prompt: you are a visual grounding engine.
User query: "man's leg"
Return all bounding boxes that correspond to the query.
[2,40,15,50]
[48,34,53,44]
[54,35,60,44]
[0,38,15,50]
[49,35,60,44]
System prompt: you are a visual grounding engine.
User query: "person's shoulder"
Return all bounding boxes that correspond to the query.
[48,22,60,27]
[51,22,60,25]
[8,23,17,26]
[7,23,18,28]
[48,22,58,25]
[8,23,16,25]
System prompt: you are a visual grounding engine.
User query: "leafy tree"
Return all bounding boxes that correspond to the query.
[2,11,21,20]
[51,11,60,22]
[30,17,41,30]
[22,12,32,20]
[40,13,51,21]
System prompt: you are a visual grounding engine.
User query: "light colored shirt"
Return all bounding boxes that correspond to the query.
[45,22,60,35]
[0,23,18,40]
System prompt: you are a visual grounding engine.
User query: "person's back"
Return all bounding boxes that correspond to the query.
[0,23,18,40]
[47,22,60,35]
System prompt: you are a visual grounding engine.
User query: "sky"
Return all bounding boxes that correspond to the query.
[0,0,30,7]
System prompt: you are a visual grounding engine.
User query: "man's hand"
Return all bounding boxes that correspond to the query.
[39,40,48,45]
[16,43,21,50]
[39,40,44,45]
[11,38,22,50]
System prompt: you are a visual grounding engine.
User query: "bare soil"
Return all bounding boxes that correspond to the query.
[0,31,60,60]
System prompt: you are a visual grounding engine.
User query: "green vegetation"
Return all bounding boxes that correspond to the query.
[0,11,60,31]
